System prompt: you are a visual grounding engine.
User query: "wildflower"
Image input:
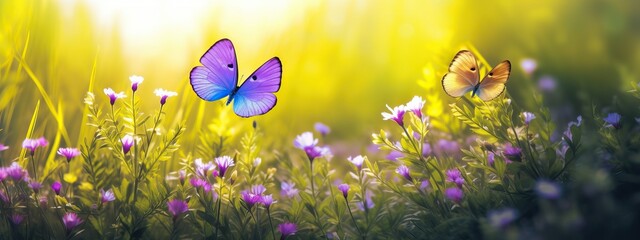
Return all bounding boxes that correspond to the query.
[62,212,83,230]
[281,181,299,198]
[52,181,62,195]
[103,88,126,105]
[121,135,135,154]
[386,150,403,161]
[314,122,330,136]
[10,213,24,225]
[535,180,562,200]
[502,144,523,162]
[382,104,406,126]
[488,208,518,229]
[603,112,622,129]
[28,180,42,193]
[348,155,365,170]
[444,187,464,203]
[194,158,215,178]
[446,169,465,188]
[214,156,234,178]
[538,75,557,92]
[520,58,537,75]
[294,132,331,162]
[260,194,275,209]
[338,183,350,198]
[396,165,412,182]
[487,151,495,166]
[0,144,8,151]
[250,184,267,195]
[167,199,189,220]
[154,88,178,105]
[422,143,432,157]
[278,222,298,239]
[101,189,116,203]
[436,139,460,157]
[129,75,144,92]
[563,115,583,142]
[420,180,430,191]
[189,177,207,188]
[405,96,426,119]
[57,148,81,163]
[6,162,27,181]
[63,173,78,184]
[0,168,7,182]
[521,112,536,125]
[178,170,186,185]
[356,190,375,211]
[241,190,262,208]
[253,157,262,167]
[22,137,48,154]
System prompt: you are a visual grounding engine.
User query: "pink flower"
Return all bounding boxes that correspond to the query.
[445,187,464,203]
[103,88,126,105]
[382,104,406,126]
[22,137,48,154]
[52,181,62,195]
[57,148,81,162]
[62,212,83,230]
[167,199,189,220]
[101,189,116,203]
[338,183,350,198]
[0,144,8,152]
[215,156,234,178]
[348,155,365,170]
[278,222,298,239]
[405,96,426,119]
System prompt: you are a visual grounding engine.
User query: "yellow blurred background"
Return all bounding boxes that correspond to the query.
[1,0,639,153]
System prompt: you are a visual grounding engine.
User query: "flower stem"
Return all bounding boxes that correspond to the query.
[345,198,363,238]
[267,208,276,240]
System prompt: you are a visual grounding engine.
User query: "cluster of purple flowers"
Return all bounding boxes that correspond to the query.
[382,96,426,127]
[444,169,465,204]
[241,184,276,209]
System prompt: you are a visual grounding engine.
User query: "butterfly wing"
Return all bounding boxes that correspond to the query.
[442,50,480,97]
[476,60,511,101]
[232,57,282,117]
[190,39,239,101]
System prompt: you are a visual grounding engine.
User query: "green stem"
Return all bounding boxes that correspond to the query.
[267,208,277,240]
[345,198,363,238]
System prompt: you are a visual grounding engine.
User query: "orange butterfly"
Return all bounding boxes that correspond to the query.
[442,50,511,101]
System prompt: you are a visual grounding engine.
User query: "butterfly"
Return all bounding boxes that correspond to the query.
[190,38,282,117]
[442,50,511,101]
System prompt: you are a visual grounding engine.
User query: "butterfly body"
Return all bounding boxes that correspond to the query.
[442,50,511,102]
[190,38,282,117]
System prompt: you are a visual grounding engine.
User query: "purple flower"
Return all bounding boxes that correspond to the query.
[0,168,6,182]
[535,180,562,199]
[103,88,126,105]
[420,180,430,191]
[603,112,622,129]
[446,169,465,188]
[405,96,426,119]
[502,144,522,162]
[189,177,207,188]
[28,180,42,193]
[22,137,48,154]
[215,156,234,178]
[178,170,186,185]
[129,75,144,92]
[278,222,298,239]
[537,75,557,92]
[154,88,178,105]
[6,162,27,181]
[0,144,8,152]
[488,208,518,229]
[241,191,262,208]
[382,104,406,126]
[356,190,375,211]
[52,181,62,195]
[260,194,275,209]
[444,187,464,203]
[62,212,83,230]
[338,183,350,198]
[436,139,460,157]
[281,181,299,198]
[250,184,267,195]
[487,152,495,166]
[521,112,536,125]
[520,58,537,75]
[563,115,583,142]
[167,199,189,220]
[101,189,116,203]
[194,158,215,178]
[422,143,432,157]
[396,165,412,182]
[9,213,24,225]
[314,122,330,136]
[121,135,135,154]
[348,155,365,170]
[294,132,331,162]
[57,148,81,163]
[306,146,331,162]
[386,150,404,161]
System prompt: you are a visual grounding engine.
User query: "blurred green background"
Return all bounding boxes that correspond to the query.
[1,0,639,155]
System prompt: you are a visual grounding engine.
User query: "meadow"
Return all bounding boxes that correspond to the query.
[1,0,640,239]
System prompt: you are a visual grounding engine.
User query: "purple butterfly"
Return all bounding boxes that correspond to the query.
[190,39,282,117]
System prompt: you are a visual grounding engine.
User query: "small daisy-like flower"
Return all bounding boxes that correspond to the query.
[194,158,215,178]
[52,181,62,195]
[62,212,83,230]
[278,222,298,239]
[23,137,48,154]
[0,144,8,152]
[348,155,365,170]
[446,169,464,188]
[603,112,622,129]
[189,177,207,188]
[294,132,318,149]
[396,165,412,182]
[405,96,426,119]
[521,112,536,125]
[103,88,126,105]
[535,180,562,200]
[241,190,262,208]
[260,194,275,209]
[214,156,234,178]
[101,188,116,203]
[502,144,523,162]
[6,162,27,181]
[28,180,42,193]
[121,135,135,154]
[487,208,518,229]
[167,199,189,220]
[314,122,330,136]
[338,183,350,198]
[520,58,537,75]
[129,75,144,92]
[154,88,178,105]
[444,187,464,203]
[382,104,406,127]
[10,213,25,225]
[281,181,299,198]
[57,148,81,163]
